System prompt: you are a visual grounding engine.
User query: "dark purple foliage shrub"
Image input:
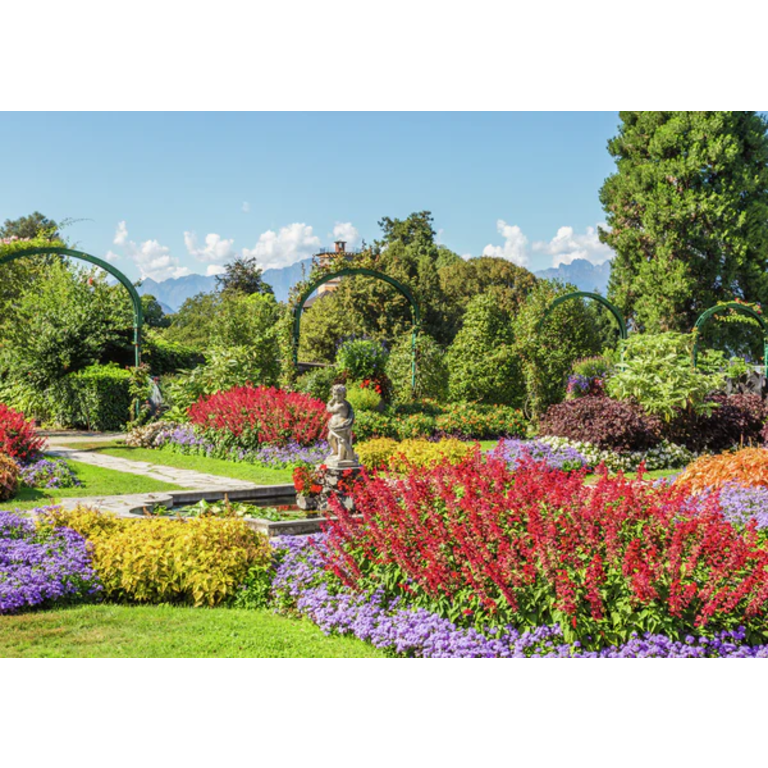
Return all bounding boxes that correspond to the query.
[538,396,662,451]
[667,394,767,452]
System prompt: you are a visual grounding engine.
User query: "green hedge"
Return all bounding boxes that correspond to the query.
[50,363,133,431]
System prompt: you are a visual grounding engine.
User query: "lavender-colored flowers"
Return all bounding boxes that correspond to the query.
[492,438,587,472]
[155,423,328,468]
[0,509,102,614]
[19,458,82,490]
[707,482,768,529]
[270,534,768,658]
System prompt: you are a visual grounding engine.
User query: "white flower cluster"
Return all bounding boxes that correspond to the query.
[537,435,696,472]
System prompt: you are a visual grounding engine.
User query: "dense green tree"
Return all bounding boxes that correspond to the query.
[164,292,220,348]
[1,259,133,390]
[445,293,523,406]
[377,211,436,250]
[141,294,171,328]
[510,280,604,416]
[438,256,538,340]
[0,211,59,240]
[600,112,768,341]
[215,254,274,296]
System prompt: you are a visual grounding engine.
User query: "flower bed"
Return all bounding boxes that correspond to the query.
[272,535,768,657]
[19,458,81,490]
[0,509,101,614]
[320,454,768,647]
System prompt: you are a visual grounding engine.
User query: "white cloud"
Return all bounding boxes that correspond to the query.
[113,221,128,246]
[184,231,236,265]
[111,221,189,281]
[332,222,360,247]
[482,220,529,267]
[243,222,321,270]
[206,264,227,277]
[242,202,250,213]
[533,224,614,267]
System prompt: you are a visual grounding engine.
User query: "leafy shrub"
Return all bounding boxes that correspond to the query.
[0,454,20,501]
[326,456,768,647]
[356,437,474,472]
[539,396,662,451]
[188,385,327,449]
[446,293,524,406]
[50,363,133,431]
[435,403,527,439]
[665,393,768,452]
[572,356,612,379]
[565,357,610,399]
[387,439,475,472]
[0,403,46,461]
[391,413,436,440]
[393,399,446,417]
[356,438,400,470]
[606,333,726,421]
[295,366,340,403]
[675,448,768,494]
[143,331,205,376]
[386,332,448,405]
[0,510,102,614]
[510,280,603,416]
[335,339,389,382]
[41,507,272,607]
[164,345,281,417]
[353,411,397,442]
[19,458,81,490]
[345,383,382,412]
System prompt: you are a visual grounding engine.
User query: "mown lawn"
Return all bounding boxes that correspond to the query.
[82,445,295,485]
[0,459,183,512]
[0,604,385,658]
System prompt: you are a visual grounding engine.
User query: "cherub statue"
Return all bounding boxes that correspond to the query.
[326,384,359,466]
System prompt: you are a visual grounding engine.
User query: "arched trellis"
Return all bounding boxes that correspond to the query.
[0,246,144,368]
[692,302,768,378]
[292,268,421,388]
[539,290,628,341]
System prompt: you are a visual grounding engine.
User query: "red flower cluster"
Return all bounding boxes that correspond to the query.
[293,464,326,496]
[188,386,326,447]
[324,453,768,644]
[360,378,384,396]
[0,403,46,461]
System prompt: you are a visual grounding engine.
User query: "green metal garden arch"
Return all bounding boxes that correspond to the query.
[539,290,628,341]
[292,267,421,388]
[0,246,144,367]
[692,301,768,378]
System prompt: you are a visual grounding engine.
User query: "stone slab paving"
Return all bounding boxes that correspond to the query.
[42,437,296,516]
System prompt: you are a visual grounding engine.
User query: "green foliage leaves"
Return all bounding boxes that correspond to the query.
[446,293,523,406]
[600,111,768,334]
[386,332,448,404]
[607,332,726,421]
[335,339,388,381]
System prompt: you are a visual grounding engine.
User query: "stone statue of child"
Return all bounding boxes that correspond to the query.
[326,384,359,467]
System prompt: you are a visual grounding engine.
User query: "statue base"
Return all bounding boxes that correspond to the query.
[296,464,363,513]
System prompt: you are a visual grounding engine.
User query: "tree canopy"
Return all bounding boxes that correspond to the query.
[600,111,768,339]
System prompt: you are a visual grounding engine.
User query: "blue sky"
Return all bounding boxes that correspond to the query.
[1,112,626,280]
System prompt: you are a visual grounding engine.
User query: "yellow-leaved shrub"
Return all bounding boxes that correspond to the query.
[39,506,271,607]
[356,437,476,472]
[356,438,399,469]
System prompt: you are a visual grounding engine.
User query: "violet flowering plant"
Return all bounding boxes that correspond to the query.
[0,508,102,614]
[19,458,82,490]
[491,438,587,472]
[270,534,768,658]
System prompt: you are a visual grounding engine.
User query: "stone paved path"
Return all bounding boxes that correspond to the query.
[42,434,293,516]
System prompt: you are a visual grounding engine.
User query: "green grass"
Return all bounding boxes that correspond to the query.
[0,458,183,512]
[0,604,385,658]
[88,445,294,485]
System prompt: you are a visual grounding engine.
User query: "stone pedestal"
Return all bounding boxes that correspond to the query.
[296,465,363,513]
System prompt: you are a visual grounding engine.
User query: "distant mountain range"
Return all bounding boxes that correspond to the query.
[137,256,611,313]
